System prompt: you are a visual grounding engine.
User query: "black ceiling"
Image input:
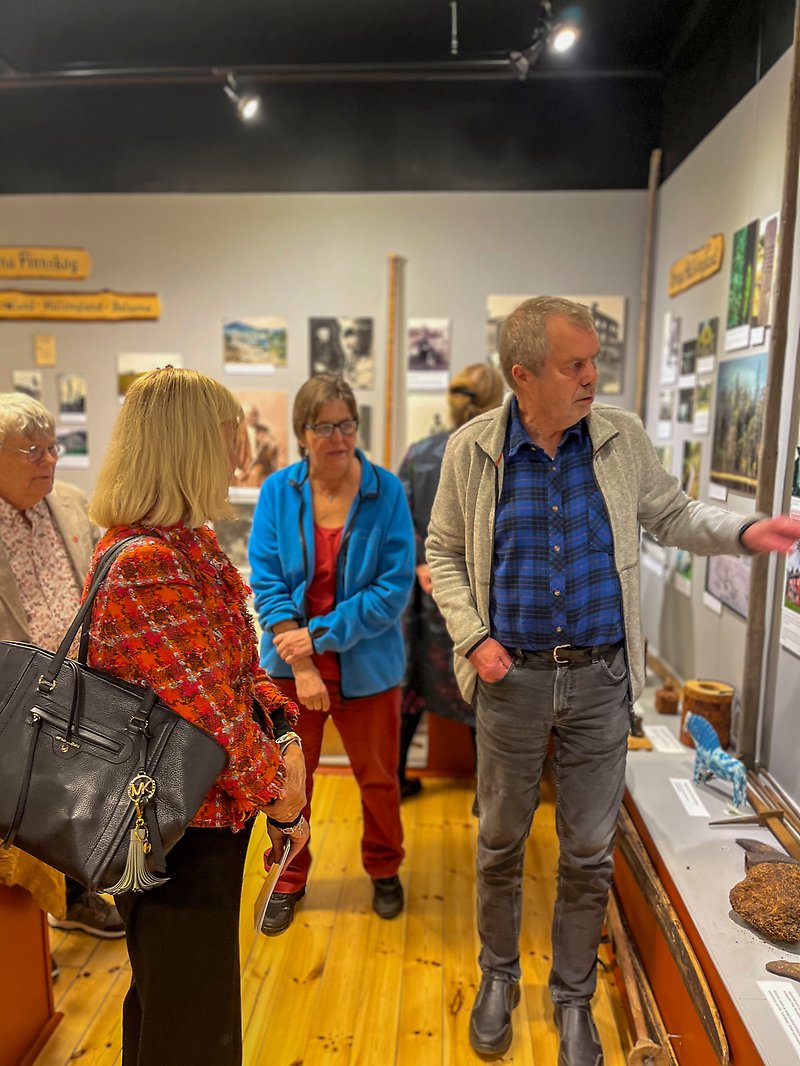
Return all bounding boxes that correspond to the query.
[0,0,793,193]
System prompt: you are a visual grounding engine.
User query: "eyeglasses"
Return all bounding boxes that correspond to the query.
[304,418,359,439]
[3,442,64,464]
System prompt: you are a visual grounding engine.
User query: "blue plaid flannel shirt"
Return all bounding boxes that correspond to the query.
[490,398,624,651]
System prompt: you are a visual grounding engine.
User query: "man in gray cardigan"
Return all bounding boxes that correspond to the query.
[426,297,797,1064]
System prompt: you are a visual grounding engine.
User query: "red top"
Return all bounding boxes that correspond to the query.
[306,523,343,681]
[84,524,299,830]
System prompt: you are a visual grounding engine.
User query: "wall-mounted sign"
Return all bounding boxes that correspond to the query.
[33,333,57,367]
[0,246,91,280]
[668,234,725,298]
[0,290,161,321]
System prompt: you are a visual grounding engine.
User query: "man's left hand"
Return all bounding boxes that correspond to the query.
[741,515,800,554]
[274,627,314,663]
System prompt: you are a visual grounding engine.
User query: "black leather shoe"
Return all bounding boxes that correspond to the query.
[372,875,404,918]
[261,888,305,936]
[469,975,520,1058]
[554,1003,604,1066]
[400,777,423,800]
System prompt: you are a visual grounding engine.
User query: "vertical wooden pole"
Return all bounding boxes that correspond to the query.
[635,148,662,420]
[384,254,401,468]
[739,0,800,767]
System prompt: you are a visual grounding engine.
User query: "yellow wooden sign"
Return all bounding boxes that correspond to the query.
[0,290,161,321]
[0,246,91,280]
[668,234,725,297]
[33,333,57,367]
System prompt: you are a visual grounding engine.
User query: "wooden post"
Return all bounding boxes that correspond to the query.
[383,254,402,468]
[635,148,662,420]
[739,0,800,768]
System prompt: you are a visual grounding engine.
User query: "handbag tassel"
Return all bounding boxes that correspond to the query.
[106,772,169,894]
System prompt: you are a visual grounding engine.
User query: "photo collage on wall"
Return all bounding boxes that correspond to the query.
[405,318,451,453]
[653,212,779,618]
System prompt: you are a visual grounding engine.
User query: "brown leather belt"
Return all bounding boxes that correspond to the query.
[510,642,623,668]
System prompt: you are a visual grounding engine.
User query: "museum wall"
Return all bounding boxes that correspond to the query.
[0,187,646,495]
[644,46,800,795]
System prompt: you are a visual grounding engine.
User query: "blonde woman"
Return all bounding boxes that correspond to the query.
[85,367,308,1066]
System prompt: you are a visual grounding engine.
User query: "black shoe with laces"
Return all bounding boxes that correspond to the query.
[48,892,125,939]
[260,888,305,936]
[372,875,404,919]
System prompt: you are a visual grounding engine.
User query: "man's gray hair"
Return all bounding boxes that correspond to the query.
[498,296,596,386]
[0,393,56,442]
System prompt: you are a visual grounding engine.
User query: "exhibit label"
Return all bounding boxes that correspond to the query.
[0,290,161,321]
[668,234,725,297]
[0,246,91,280]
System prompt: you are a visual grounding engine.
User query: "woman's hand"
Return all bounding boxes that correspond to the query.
[267,742,307,823]
[274,627,314,664]
[265,816,310,867]
[293,664,331,712]
[416,562,433,595]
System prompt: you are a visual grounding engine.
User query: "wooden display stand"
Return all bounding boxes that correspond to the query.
[0,885,61,1066]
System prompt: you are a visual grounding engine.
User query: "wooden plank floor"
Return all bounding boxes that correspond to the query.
[38,772,631,1065]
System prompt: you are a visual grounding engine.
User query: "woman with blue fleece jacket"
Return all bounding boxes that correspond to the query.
[249,373,415,935]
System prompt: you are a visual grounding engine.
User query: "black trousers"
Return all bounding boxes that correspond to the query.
[115,819,254,1066]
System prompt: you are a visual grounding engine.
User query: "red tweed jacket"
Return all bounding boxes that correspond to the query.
[83,523,298,830]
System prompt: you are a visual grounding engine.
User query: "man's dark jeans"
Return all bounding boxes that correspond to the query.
[474,645,631,1004]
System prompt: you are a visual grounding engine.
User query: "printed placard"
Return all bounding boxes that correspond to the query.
[645,727,685,754]
[670,778,711,817]
[758,982,800,1057]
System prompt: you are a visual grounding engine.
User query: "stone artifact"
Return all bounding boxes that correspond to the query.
[685,711,747,809]
[765,960,800,982]
[730,863,800,943]
[737,837,800,872]
[654,678,680,715]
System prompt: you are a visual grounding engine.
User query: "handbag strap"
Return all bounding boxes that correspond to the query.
[0,710,44,850]
[38,534,144,690]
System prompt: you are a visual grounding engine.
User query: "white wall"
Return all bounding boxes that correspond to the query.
[644,49,800,794]
[0,189,646,495]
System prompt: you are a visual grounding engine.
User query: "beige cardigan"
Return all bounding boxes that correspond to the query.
[426,396,748,705]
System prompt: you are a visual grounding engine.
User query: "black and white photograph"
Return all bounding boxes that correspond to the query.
[57,372,87,421]
[309,316,374,390]
[11,370,42,400]
[407,318,450,391]
[486,294,625,395]
[357,403,373,456]
[705,553,751,619]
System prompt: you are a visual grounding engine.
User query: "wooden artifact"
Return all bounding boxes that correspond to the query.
[680,679,733,750]
[654,678,680,715]
[606,889,673,1065]
[684,712,746,809]
[616,806,730,1063]
[747,772,800,862]
[729,863,800,943]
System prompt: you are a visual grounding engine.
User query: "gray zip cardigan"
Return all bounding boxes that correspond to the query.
[426,395,749,705]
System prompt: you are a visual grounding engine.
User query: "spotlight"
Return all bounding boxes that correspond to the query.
[224,73,261,121]
[551,25,578,53]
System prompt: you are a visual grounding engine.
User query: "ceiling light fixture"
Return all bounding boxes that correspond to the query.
[224,72,260,121]
[508,1,579,80]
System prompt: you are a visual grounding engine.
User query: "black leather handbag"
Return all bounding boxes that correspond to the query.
[0,535,228,893]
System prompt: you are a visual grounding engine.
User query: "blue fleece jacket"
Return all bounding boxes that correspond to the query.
[249,450,415,699]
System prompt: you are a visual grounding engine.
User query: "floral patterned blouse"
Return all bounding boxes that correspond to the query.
[84,523,298,830]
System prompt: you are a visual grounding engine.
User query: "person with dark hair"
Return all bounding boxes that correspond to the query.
[397,363,505,799]
[249,373,415,935]
[427,296,799,1063]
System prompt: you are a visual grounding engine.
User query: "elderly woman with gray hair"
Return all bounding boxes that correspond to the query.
[249,373,415,935]
[0,392,124,945]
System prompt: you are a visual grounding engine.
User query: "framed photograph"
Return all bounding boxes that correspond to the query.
[56,425,90,468]
[229,388,289,500]
[11,370,42,400]
[705,553,751,619]
[212,502,255,575]
[57,373,88,422]
[681,440,701,500]
[725,220,758,351]
[710,352,768,495]
[407,318,450,390]
[117,353,182,403]
[223,317,287,374]
[309,316,374,390]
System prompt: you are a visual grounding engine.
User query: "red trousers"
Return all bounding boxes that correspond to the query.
[271,678,404,893]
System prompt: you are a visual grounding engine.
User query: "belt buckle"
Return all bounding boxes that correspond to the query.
[552,644,571,664]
